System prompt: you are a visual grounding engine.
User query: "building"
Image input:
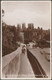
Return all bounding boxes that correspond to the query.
[22,23,26,31]
[28,23,34,30]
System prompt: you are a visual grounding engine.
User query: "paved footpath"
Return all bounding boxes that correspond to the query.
[18,52,35,78]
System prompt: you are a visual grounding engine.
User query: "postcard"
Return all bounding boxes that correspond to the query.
[1,1,51,79]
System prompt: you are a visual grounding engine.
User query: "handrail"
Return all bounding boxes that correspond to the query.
[2,47,22,69]
[27,48,50,78]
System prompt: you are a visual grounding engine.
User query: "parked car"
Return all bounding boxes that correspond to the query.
[27,42,36,48]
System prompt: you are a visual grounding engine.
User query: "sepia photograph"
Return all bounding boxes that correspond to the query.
[1,1,51,79]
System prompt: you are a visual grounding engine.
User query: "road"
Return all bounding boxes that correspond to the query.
[27,49,47,78]
[2,47,35,78]
[18,52,35,78]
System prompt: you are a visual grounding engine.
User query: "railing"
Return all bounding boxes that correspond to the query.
[27,48,50,78]
[2,47,22,78]
[27,49,47,78]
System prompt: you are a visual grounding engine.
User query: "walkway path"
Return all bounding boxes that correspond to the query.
[18,52,35,78]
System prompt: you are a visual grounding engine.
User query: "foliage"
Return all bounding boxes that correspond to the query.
[24,26,50,44]
[2,23,24,56]
[2,17,50,56]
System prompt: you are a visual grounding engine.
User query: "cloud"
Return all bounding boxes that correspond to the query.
[4,9,36,25]
[2,1,51,30]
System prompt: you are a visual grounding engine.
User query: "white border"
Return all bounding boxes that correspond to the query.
[50,1,51,79]
[1,1,2,79]
[1,1,51,79]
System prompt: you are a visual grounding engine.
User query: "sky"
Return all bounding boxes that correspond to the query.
[1,1,51,30]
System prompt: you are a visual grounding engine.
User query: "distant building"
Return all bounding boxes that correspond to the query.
[22,23,26,31]
[28,23,34,30]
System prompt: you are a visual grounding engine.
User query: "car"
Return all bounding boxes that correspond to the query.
[27,42,36,48]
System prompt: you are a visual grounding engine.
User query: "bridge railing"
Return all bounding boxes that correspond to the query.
[2,47,22,78]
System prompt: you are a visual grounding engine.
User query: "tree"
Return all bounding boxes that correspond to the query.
[38,27,40,30]
[2,10,18,56]
[2,9,5,17]
[10,25,17,43]
[41,27,43,30]
[44,30,50,41]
